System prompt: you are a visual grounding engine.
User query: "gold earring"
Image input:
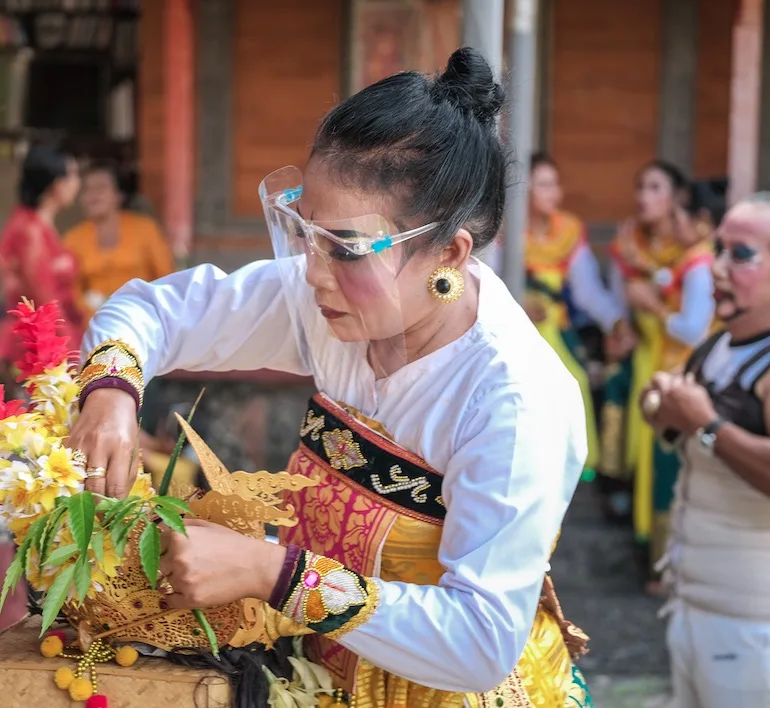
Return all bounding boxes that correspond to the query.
[428,267,464,303]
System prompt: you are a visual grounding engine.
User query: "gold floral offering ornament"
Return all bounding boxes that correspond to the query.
[0,301,333,707]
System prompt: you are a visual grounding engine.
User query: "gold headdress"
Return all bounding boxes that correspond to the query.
[65,415,317,652]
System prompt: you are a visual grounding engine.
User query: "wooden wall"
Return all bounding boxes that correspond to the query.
[138,0,165,217]
[694,0,734,178]
[135,0,735,240]
[549,0,663,223]
[231,0,344,218]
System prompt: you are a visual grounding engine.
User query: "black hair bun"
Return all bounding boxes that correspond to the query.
[433,47,505,124]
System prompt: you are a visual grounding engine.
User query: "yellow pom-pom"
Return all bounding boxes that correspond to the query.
[115,645,139,667]
[40,635,64,658]
[69,677,93,701]
[54,667,75,690]
[317,696,334,708]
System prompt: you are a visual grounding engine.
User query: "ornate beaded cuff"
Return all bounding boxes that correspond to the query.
[274,549,380,640]
[78,340,144,410]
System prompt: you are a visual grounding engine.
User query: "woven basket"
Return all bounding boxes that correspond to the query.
[0,616,232,707]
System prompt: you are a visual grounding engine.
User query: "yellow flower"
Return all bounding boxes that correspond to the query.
[0,414,46,457]
[39,447,85,496]
[7,514,36,542]
[27,547,55,592]
[28,365,79,430]
[130,472,155,500]
[0,459,38,511]
[90,533,121,593]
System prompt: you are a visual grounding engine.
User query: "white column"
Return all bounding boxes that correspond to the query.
[462,0,505,77]
[728,0,765,204]
[502,0,539,301]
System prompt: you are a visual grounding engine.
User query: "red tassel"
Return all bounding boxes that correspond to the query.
[46,630,67,644]
[86,695,108,708]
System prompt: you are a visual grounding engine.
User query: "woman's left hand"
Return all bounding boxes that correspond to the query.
[652,373,717,435]
[159,519,286,609]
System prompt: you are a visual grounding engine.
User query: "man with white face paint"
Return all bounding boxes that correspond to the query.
[642,193,770,707]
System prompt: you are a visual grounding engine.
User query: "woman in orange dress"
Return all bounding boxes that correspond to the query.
[0,145,81,630]
[63,161,174,321]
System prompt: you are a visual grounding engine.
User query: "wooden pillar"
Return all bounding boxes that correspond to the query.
[728,0,765,204]
[658,0,698,173]
[164,0,195,259]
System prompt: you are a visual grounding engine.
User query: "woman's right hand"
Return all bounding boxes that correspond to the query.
[67,388,140,499]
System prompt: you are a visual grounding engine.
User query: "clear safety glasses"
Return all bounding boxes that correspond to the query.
[259,165,439,263]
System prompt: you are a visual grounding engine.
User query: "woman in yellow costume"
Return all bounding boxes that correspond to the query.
[602,161,714,592]
[68,49,592,706]
[524,154,631,476]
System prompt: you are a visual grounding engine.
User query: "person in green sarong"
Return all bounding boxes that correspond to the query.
[598,161,715,593]
[523,153,632,477]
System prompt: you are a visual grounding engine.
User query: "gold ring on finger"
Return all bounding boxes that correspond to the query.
[85,466,106,480]
[72,449,88,468]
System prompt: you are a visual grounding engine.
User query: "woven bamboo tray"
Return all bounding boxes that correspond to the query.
[0,616,231,707]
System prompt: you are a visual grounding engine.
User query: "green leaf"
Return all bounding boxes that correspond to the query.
[154,497,191,515]
[113,515,142,558]
[154,506,186,535]
[39,506,68,564]
[91,532,104,565]
[20,515,50,575]
[193,609,220,659]
[105,497,142,526]
[158,389,205,496]
[40,563,76,635]
[45,544,79,567]
[2,519,46,606]
[68,492,95,556]
[139,523,161,589]
[0,552,25,614]
[73,555,91,604]
[25,515,48,556]
[54,495,70,509]
[96,498,117,514]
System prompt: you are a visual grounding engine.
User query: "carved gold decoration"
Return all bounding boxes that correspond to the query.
[62,417,319,652]
[177,415,235,495]
[228,599,312,649]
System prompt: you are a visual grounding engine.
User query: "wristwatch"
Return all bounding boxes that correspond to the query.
[695,418,725,456]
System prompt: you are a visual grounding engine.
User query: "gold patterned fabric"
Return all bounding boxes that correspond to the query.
[278,395,591,707]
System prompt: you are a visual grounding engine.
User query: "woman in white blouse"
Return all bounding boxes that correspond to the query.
[68,49,591,707]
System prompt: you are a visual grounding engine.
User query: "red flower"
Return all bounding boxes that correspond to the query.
[0,385,27,419]
[8,300,78,383]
